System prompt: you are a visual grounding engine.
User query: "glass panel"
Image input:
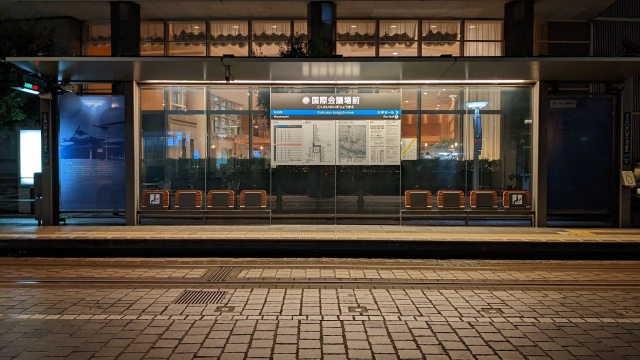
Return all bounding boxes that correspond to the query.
[422,21,460,57]
[465,21,503,41]
[464,42,503,56]
[466,87,532,193]
[337,43,376,57]
[140,85,534,221]
[168,22,206,56]
[293,20,307,38]
[140,22,164,56]
[379,43,417,57]
[379,21,417,41]
[421,87,461,111]
[209,21,249,57]
[85,24,111,55]
[252,21,290,57]
[402,88,417,110]
[337,21,376,57]
[141,87,164,110]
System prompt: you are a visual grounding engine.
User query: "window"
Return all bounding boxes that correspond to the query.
[252,21,290,57]
[464,21,503,56]
[422,21,460,57]
[140,22,164,56]
[336,21,376,57]
[379,21,418,56]
[379,21,418,57]
[209,21,248,57]
[168,22,206,56]
[85,23,111,56]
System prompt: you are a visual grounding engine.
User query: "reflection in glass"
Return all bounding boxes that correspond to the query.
[139,86,532,220]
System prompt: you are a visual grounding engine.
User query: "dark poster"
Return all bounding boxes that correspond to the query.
[58,95,126,211]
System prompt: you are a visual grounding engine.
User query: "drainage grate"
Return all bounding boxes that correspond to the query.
[481,308,504,315]
[173,290,227,305]
[348,306,368,313]
[208,267,235,282]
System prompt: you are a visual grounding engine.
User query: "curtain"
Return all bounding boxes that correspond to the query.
[463,88,501,160]
[210,22,248,48]
[252,21,290,46]
[422,21,459,47]
[88,24,111,45]
[140,23,163,46]
[464,42,503,56]
[379,21,417,48]
[294,21,307,40]
[465,21,503,41]
[337,21,376,48]
[171,22,206,46]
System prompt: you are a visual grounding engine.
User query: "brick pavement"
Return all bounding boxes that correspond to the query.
[1,259,640,359]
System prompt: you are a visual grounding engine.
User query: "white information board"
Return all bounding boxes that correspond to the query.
[272,119,401,166]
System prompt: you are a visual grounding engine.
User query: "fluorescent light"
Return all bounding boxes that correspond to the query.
[20,130,41,185]
[465,101,489,109]
[145,80,529,85]
[17,88,40,95]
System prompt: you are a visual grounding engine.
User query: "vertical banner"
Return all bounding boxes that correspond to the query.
[58,95,126,211]
[623,112,631,167]
[41,111,50,165]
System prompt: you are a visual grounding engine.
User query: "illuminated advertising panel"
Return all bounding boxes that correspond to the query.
[58,94,126,211]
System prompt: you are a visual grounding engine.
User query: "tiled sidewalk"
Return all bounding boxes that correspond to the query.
[0,222,639,242]
[1,287,640,359]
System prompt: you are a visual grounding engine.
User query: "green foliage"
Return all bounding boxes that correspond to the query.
[0,16,54,139]
[431,137,456,150]
[278,34,309,58]
[278,32,333,58]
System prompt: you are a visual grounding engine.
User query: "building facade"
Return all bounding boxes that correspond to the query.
[5,0,640,227]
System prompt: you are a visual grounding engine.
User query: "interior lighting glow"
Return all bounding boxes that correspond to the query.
[145,80,529,85]
[465,101,489,109]
[20,130,41,185]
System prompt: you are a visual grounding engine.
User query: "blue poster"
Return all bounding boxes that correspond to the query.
[58,94,126,211]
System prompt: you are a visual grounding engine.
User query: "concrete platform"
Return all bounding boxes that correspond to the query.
[1,217,640,259]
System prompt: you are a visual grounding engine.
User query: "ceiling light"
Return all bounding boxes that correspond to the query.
[390,25,397,28]
[423,92,428,95]
[272,25,278,28]
[430,25,436,28]
[404,100,408,102]
[351,25,357,28]
[392,52,398,55]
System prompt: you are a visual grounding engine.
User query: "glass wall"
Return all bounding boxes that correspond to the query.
[86,19,504,57]
[139,85,533,220]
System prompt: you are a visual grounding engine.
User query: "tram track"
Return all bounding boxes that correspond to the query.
[1,278,639,289]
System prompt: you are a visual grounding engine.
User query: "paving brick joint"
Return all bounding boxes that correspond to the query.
[1,258,640,359]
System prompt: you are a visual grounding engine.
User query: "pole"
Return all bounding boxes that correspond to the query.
[473,107,481,190]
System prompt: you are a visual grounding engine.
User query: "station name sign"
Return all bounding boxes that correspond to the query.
[270,93,402,120]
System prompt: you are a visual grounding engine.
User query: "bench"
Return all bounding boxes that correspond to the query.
[137,188,270,224]
[401,190,534,226]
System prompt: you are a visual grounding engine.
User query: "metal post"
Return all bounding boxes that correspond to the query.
[40,93,60,225]
[473,107,482,190]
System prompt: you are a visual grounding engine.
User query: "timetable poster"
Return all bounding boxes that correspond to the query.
[272,121,304,165]
[368,120,401,165]
[303,120,335,165]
